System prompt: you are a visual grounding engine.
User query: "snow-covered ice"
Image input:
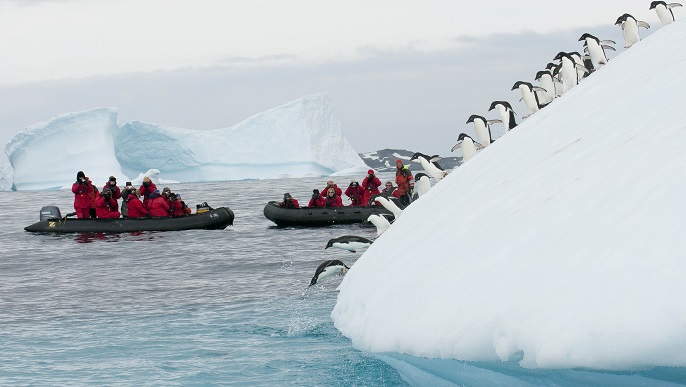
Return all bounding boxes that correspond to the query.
[332,19,686,385]
[2,94,365,190]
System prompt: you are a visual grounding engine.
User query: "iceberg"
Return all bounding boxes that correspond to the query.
[115,94,364,182]
[331,19,686,385]
[3,94,365,190]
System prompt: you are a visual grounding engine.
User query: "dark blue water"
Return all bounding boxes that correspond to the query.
[0,176,407,386]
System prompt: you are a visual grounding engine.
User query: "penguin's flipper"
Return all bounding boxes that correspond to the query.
[574,64,590,73]
[533,86,548,93]
[349,250,356,253]
[668,3,682,8]
[487,119,502,125]
[600,39,616,45]
[450,142,462,153]
[474,141,485,150]
[602,45,617,51]
[637,20,651,29]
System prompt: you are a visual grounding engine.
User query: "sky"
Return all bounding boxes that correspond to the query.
[0,0,665,163]
[333,18,686,384]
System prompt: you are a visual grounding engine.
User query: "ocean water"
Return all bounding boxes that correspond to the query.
[0,176,408,386]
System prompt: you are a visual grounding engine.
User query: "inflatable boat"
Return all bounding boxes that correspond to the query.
[25,205,234,233]
[263,202,394,227]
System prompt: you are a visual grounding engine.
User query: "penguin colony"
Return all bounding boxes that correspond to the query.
[308,2,681,287]
[451,2,681,162]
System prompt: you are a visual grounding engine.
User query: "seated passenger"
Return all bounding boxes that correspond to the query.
[344,179,365,206]
[171,193,192,216]
[103,176,122,201]
[320,180,342,198]
[139,176,157,208]
[162,187,173,207]
[279,193,300,208]
[125,188,148,219]
[308,189,325,208]
[324,187,342,207]
[95,188,121,219]
[382,181,400,199]
[362,169,382,200]
[146,189,171,217]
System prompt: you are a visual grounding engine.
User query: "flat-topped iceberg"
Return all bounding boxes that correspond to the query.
[2,94,365,190]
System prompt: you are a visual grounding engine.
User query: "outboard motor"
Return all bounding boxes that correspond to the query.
[40,206,62,221]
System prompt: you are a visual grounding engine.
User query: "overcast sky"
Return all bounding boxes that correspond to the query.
[0,0,664,164]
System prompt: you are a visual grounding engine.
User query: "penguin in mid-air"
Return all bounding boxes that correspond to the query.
[650,1,682,25]
[367,213,391,236]
[451,133,482,162]
[410,152,447,181]
[511,81,547,118]
[368,193,403,218]
[466,114,498,147]
[615,13,650,48]
[488,101,517,131]
[325,235,373,253]
[579,33,616,71]
[413,172,432,198]
[309,259,350,286]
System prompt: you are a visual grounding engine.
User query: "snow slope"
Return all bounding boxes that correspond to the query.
[332,20,686,385]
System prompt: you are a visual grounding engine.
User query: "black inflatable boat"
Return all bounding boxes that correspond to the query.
[263,202,393,227]
[25,205,234,233]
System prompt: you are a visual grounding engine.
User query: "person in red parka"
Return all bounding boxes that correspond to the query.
[139,176,157,208]
[320,180,342,198]
[102,176,121,201]
[361,169,381,205]
[125,189,148,218]
[382,181,400,199]
[344,180,365,206]
[146,189,171,217]
[171,193,192,216]
[395,159,414,206]
[72,171,94,219]
[95,189,121,219]
[308,189,325,208]
[279,193,300,208]
[323,187,342,207]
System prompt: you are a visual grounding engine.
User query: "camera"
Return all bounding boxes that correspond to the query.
[143,181,150,187]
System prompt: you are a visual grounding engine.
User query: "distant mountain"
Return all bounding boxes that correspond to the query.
[359,148,462,173]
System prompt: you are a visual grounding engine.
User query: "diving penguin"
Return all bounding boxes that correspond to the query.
[325,235,373,253]
[309,259,350,286]
[410,152,447,181]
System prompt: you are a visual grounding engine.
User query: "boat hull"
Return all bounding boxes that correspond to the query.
[263,202,393,227]
[25,207,234,233]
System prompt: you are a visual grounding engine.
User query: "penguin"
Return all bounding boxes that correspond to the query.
[465,114,498,147]
[511,81,547,118]
[414,172,432,198]
[569,52,589,81]
[309,259,350,286]
[488,100,518,131]
[533,71,555,104]
[451,133,482,162]
[553,52,586,92]
[650,1,682,25]
[367,213,391,236]
[410,152,447,181]
[615,13,650,48]
[368,193,403,218]
[579,33,615,71]
[325,235,373,253]
[545,63,565,98]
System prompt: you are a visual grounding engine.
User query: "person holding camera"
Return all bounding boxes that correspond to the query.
[361,169,382,204]
[308,189,325,208]
[125,188,149,218]
[345,179,365,207]
[120,181,134,218]
[95,188,121,219]
[103,176,122,201]
[171,193,192,216]
[139,176,157,208]
[279,193,300,209]
[71,171,95,219]
[146,189,171,217]
[320,180,342,198]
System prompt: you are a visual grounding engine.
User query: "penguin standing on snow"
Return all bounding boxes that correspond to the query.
[553,52,586,92]
[451,133,482,162]
[615,13,650,48]
[546,63,565,98]
[650,1,682,25]
[534,71,555,104]
[511,81,547,118]
[325,235,373,253]
[579,33,616,71]
[466,114,498,147]
[488,101,518,131]
[413,173,432,198]
[309,260,350,286]
[410,152,447,181]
